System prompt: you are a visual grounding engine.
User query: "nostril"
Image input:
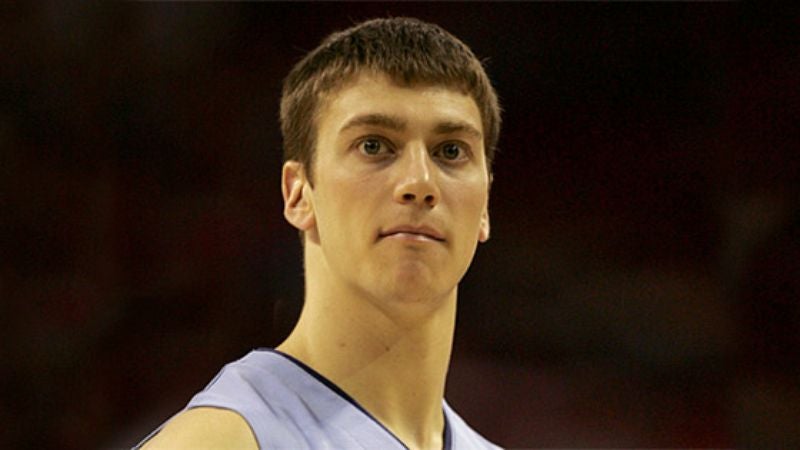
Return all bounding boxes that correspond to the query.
[403,193,415,201]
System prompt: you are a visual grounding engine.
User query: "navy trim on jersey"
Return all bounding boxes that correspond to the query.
[443,411,452,450]
[268,349,452,450]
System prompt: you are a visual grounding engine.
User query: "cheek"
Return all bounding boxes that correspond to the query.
[314,176,376,236]
[451,182,489,224]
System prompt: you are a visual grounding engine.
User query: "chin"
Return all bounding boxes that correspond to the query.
[382,274,453,305]
[364,258,459,303]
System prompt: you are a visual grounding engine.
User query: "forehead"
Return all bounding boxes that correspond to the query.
[316,71,483,134]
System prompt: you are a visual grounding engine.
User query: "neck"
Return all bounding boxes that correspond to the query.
[278,248,457,450]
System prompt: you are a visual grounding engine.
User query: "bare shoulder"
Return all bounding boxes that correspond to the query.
[141,407,258,450]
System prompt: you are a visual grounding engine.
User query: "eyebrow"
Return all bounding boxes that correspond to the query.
[338,113,483,141]
[433,120,483,140]
[339,113,407,134]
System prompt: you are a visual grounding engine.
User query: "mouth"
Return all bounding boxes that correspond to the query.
[378,225,446,243]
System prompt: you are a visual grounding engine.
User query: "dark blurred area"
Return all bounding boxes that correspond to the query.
[2,3,798,449]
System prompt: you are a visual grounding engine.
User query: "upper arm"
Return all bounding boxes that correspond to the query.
[141,407,259,450]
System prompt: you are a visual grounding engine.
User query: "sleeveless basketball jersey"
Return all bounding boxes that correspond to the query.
[136,349,501,449]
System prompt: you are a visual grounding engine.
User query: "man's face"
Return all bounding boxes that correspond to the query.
[291,72,490,305]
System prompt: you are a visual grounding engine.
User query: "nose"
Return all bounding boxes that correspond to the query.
[393,144,440,208]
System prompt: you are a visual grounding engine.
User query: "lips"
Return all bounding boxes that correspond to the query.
[379,225,445,242]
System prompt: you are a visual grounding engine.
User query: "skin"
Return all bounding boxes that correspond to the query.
[143,71,490,450]
[280,71,490,450]
[141,407,257,449]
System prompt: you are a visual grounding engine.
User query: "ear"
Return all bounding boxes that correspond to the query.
[478,206,490,243]
[282,161,315,232]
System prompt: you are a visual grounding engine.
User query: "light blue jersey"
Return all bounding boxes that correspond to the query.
[136,349,501,449]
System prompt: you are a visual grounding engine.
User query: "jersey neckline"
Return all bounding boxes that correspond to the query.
[263,348,452,450]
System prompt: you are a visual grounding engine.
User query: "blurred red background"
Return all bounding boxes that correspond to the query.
[2,3,798,449]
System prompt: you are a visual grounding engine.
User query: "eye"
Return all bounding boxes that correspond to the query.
[358,137,390,156]
[437,142,468,161]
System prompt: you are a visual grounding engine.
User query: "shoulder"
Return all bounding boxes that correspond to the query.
[140,407,258,450]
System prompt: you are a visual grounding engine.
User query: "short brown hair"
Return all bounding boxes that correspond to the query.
[280,17,501,182]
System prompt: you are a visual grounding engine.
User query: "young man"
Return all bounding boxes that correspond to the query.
[138,17,501,450]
